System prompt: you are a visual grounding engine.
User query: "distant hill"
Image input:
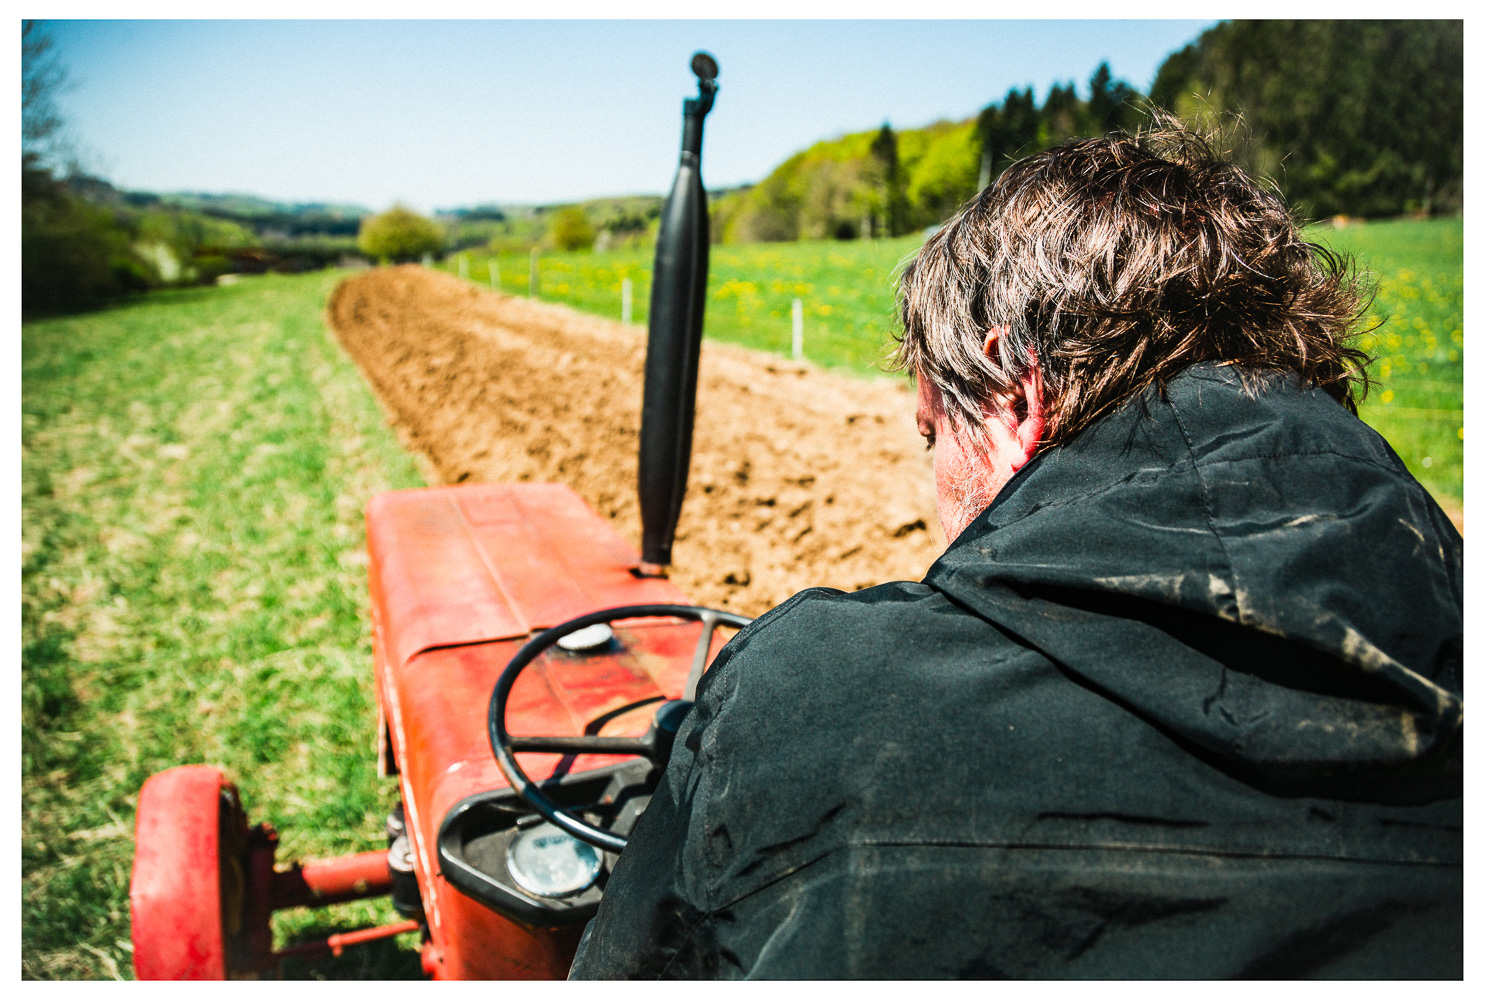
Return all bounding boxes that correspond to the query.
[154,191,370,220]
[713,62,1142,243]
[433,190,756,254]
[63,176,372,239]
[153,192,370,239]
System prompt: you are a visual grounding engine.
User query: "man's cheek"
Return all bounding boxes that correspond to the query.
[932,444,954,510]
[932,444,968,538]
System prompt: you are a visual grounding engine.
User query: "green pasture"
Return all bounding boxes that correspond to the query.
[456,235,923,374]
[1311,218,1465,506]
[451,216,1464,508]
[22,272,425,979]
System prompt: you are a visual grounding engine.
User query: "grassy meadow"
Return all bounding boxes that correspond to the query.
[22,216,1463,979]
[451,216,1464,510]
[22,272,425,979]
[459,235,922,373]
[1313,218,1465,507]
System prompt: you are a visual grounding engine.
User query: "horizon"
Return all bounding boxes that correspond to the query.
[133,181,773,216]
[41,19,1219,214]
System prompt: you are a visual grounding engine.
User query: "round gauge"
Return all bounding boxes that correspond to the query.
[506,822,602,898]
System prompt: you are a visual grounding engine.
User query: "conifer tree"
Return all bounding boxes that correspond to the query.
[868,124,899,236]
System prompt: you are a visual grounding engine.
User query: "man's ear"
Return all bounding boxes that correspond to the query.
[983,327,1044,472]
[1010,367,1045,472]
[982,324,1011,357]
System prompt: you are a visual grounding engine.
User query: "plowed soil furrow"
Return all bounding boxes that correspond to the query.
[326,266,943,616]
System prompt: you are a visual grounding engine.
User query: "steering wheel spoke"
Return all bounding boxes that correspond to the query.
[488,604,751,852]
[508,735,654,757]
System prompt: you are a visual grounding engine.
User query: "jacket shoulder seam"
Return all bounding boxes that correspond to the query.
[1164,393,1245,624]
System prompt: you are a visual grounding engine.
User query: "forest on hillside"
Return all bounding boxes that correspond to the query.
[711,63,1142,243]
[714,19,1462,243]
[1151,20,1461,219]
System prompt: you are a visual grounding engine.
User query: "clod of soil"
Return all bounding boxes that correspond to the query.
[327,265,944,617]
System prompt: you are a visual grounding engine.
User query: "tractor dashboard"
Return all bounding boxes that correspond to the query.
[437,760,654,927]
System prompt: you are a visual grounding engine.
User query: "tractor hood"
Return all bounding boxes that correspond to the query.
[926,364,1463,796]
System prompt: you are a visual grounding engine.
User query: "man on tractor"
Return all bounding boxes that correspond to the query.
[570,128,1464,979]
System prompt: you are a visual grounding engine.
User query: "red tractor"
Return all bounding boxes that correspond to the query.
[129,53,740,979]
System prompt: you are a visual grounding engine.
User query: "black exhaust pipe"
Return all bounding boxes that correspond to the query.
[637,52,718,575]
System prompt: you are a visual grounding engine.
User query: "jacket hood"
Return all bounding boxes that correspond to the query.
[926,365,1462,793]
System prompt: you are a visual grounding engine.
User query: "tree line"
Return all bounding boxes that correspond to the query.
[1151,20,1461,219]
[22,22,408,313]
[714,20,1461,242]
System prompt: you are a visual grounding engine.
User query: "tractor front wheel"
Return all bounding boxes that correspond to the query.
[129,765,259,979]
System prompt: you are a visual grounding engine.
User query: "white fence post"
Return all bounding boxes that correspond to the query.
[489,259,501,290]
[792,298,804,361]
[622,277,633,324]
[529,249,539,299]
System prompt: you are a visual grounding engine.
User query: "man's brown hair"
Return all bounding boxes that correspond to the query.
[894,125,1373,448]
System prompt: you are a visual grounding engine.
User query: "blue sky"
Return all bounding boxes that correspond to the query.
[43,19,1219,213]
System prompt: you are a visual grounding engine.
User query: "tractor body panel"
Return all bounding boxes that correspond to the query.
[368,482,713,978]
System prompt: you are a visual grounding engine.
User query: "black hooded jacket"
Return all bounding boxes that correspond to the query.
[570,364,1463,979]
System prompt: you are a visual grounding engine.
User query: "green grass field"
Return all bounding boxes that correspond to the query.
[1313,218,1464,506]
[22,216,1463,979]
[457,235,922,374]
[22,272,426,979]
[451,217,1463,507]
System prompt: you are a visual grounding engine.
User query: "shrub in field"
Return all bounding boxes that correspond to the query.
[191,252,234,283]
[358,205,444,263]
[549,207,596,251]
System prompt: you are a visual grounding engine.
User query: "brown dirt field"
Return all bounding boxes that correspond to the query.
[326,266,944,617]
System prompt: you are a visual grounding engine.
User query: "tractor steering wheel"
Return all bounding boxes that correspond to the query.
[487,604,751,852]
